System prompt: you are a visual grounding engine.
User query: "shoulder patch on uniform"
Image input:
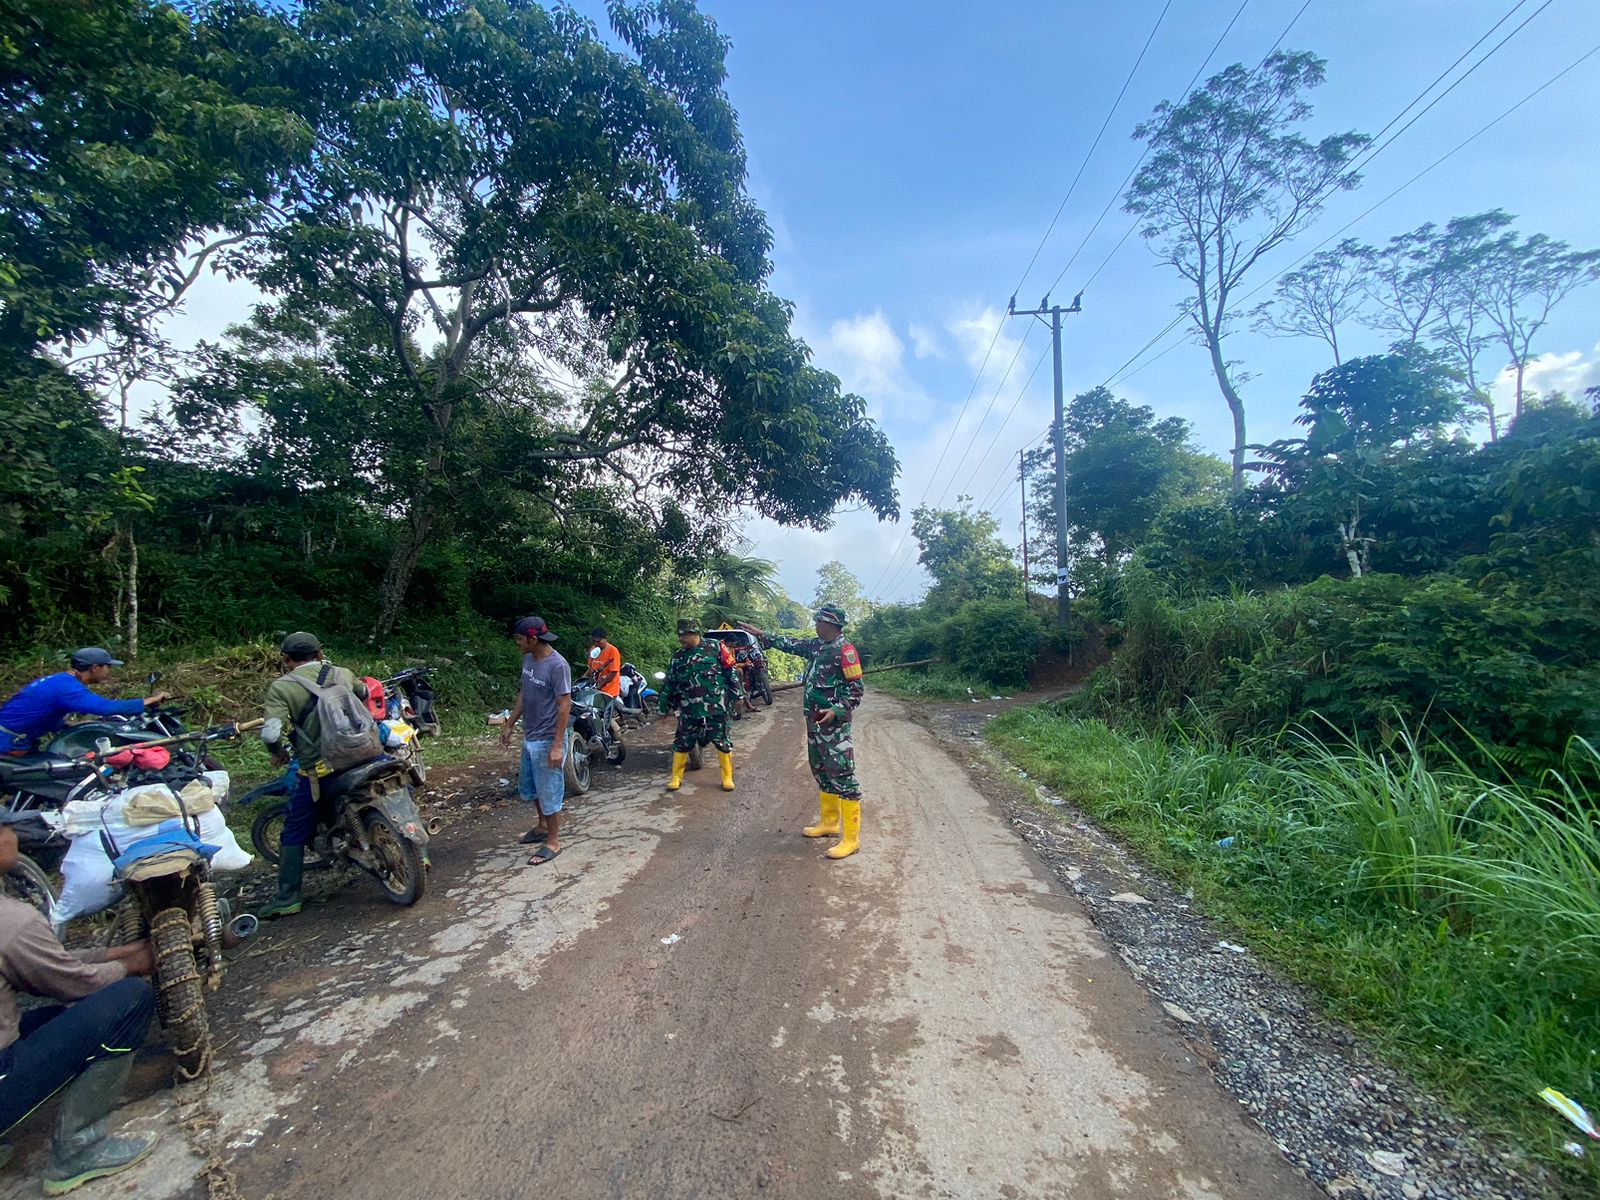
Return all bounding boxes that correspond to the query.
[841,643,863,680]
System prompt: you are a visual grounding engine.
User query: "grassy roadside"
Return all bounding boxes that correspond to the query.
[986,705,1600,1192]
[868,664,1007,701]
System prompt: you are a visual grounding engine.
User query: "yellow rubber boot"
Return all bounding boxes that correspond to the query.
[718,750,735,792]
[803,792,842,838]
[666,751,689,791]
[826,799,861,859]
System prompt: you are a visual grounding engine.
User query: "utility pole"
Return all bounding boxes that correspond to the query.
[1018,448,1029,600]
[1008,290,1082,626]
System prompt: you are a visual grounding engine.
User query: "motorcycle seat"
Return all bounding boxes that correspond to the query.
[321,755,400,800]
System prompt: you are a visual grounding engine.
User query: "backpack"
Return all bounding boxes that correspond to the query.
[289,663,383,772]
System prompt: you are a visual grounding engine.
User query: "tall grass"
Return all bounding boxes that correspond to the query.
[988,707,1600,1189]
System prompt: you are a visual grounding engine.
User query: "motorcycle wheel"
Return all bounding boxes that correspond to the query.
[250,801,336,870]
[151,907,210,1079]
[564,731,592,794]
[606,729,627,766]
[760,679,774,706]
[687,744,703,771]
[362,810,425,906]
[3,854,57,926]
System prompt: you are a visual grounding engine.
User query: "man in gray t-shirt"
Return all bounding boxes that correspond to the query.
[498,616,572,864]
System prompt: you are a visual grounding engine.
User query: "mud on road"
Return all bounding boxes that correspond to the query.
[3,694,1319,1200]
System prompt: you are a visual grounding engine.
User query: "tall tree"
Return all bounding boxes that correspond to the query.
[244,0,897,638]
[1360,224,1449,347]
[812,560,869,620]
[910,505,1017,605]
[1251,240,1369,365]
[1024,388,1225,590]
[1472,230,1600,423]
[700,551,779,624]
[1125,51,1369,490]
[1428,212,1513,439]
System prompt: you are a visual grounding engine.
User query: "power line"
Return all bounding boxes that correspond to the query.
[959,341,1053,497]
[1060,0,1314,296]
[1092,0,1563,391]
[868,0,1194,600]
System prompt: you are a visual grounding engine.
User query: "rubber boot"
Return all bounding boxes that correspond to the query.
[826,800,861,860]
[260,850,304,919]
[717,750,735,792]
[803,792,842,838]
[43,1056,158,1196]
[666,751,689,791]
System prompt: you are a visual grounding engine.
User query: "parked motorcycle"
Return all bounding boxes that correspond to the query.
[0,757,108,923]
[566,671,626,796]
[704,630,773,708]
[0,805,70,924]
[380,666,440,736]
[613,663,658,728]
[249,755,431,906]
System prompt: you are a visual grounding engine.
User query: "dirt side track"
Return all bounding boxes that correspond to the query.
[0,694,1315,1200]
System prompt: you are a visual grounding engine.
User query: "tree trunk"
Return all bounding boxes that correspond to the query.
[1513,359,1527,423]
[126,530,139,660]
[373,498,436,644]
[1480,390,1499,443]
[1338,521,1363,579]
[1206,336,1249,492]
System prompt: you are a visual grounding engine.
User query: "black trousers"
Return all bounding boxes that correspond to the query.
[0,978,156,1135]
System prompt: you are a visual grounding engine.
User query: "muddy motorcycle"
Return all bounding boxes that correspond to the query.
[566,679,625,796]
[0,758,107,923]
[250,756,432,905]
[97,723,261,1077]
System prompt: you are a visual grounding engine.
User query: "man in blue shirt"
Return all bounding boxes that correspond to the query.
[0,649,168,756]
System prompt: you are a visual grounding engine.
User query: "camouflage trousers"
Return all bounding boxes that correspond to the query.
[806,719,861,800]
[673,711,732,754]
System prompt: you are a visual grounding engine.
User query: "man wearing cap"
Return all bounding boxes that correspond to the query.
[498,617,571,865]
[0,649,169,756]
[0,811,161,1194]
[658,618,739,793]
[258,633,369,918]
[739,605,866,859]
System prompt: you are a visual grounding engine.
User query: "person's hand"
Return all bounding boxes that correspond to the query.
[814,709,836,727]
[269,747,291,767]
[143,692,171,708]
[113,940,155,977]
[499,724,514,749]
[547,742,565,768]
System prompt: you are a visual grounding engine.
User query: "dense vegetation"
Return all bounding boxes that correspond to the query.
[0,0,898,662]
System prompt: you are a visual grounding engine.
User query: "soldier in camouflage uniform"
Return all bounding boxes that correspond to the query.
[659,617,739,792]
[740,604,865,859]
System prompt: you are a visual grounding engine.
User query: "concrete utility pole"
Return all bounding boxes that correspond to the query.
[1008,291,1081,626]
[1018,448,1029,600]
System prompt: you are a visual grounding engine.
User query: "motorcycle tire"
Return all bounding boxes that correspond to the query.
[2,854,57,927]
[606,735,627,766]
[687,744,703,771]
[250,801,336,870]
[564,731,592,795]
[361,810,425,906]
[151,907,211,1079]
[760,679,774,706]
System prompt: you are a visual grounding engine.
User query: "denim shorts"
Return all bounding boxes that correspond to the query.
[519,737,566,817]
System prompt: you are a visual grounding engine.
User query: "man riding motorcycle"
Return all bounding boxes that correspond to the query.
[0,649,169,757]
[257,632,369,919]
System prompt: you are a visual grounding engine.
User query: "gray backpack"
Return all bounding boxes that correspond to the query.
[289,663,383,772]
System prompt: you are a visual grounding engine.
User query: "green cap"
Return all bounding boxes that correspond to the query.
[280,631,321,658]
[813,604,847,627]
[677,618,701,635]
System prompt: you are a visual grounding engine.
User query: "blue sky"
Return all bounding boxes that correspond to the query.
[696,0,1600,604]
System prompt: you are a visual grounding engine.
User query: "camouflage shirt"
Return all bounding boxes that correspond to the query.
[659,642,737,720]
[762,634,864,721]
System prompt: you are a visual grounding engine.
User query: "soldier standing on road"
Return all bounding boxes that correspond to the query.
[659,618,738,793]
[739,604,865,859]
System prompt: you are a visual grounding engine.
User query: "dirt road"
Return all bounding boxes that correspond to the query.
[2,693,1319,1199]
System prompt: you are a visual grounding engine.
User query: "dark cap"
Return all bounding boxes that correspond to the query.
[70,647,124,670]
[676,618,700,636]
[280,632,321,658]
[813,604,848,627]
[514,616,558,643]
[590,626,608,639]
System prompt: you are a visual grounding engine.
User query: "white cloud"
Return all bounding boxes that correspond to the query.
[907,321,944,360]
[1490,343,1600,407]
